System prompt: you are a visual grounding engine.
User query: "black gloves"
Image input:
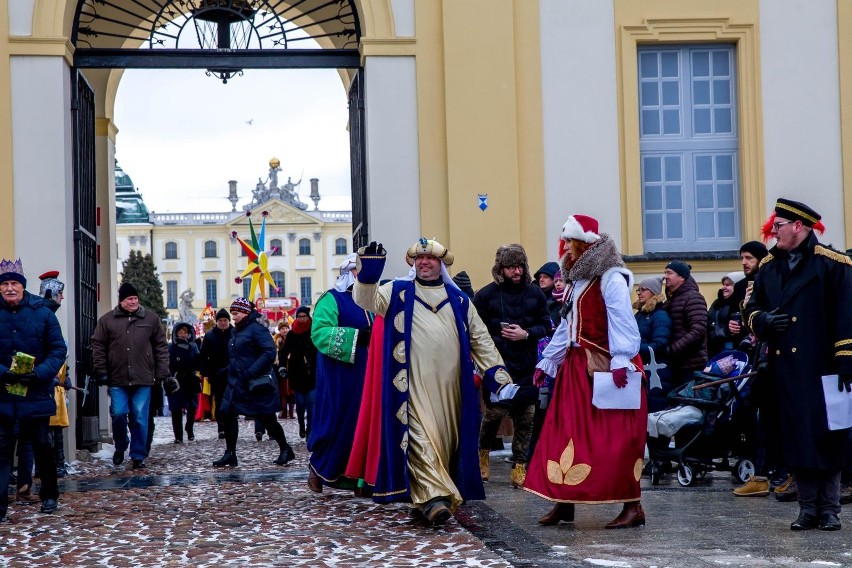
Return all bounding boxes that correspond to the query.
[512,385,540,406]
[95,375,109,386]
[764,312,791,335]
[356,328,372,347]
[840,374,852,393]
[1,371,18,385]
[362,241,386,256]
[11,372,37,385]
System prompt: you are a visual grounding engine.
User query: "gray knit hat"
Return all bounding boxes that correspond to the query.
[637,277,663,296]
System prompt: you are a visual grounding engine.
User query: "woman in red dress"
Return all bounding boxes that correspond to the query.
[524,214,647,529]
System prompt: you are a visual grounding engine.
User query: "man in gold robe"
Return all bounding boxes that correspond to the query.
[353,238,516,525]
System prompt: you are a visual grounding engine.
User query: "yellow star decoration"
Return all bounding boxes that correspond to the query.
[546,439,592,486]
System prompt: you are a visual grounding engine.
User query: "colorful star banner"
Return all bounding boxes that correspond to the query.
[232,210,279,302]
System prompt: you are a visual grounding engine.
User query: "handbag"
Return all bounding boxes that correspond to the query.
[248,372,276,395]
[50,386,70,427]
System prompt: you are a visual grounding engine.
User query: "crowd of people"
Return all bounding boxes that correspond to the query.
[2,198,850,534]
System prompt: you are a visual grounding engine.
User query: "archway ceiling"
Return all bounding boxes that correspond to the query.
[73,0,361,69]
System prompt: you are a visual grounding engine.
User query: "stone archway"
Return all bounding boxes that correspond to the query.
[22,0,400,457]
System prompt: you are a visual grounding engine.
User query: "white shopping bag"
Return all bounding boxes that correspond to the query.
[821,375,852,430]
[592,371,643,410]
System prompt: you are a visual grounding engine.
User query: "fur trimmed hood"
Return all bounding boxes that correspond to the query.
[563,233,625,282]
[491,243,532,284]
[633,292,666,314]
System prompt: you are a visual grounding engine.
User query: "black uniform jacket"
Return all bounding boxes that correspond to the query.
[744,232,852,469]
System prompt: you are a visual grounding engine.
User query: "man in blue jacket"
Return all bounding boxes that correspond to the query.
[0,258,67,521]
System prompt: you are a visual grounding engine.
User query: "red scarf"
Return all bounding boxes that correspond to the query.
[292,319,311,334]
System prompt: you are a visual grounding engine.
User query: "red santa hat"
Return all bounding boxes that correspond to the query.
[558,214,601,260]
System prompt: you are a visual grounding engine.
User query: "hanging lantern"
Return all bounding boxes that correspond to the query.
[192,0,257,83]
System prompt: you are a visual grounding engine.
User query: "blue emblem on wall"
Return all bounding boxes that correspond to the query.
[478,194,488,211]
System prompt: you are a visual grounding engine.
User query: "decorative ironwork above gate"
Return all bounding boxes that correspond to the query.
[72,0,362,73]
[74,0,360,50]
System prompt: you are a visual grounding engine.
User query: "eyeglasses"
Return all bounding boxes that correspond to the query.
[772,220,794,231]
[637,287,650,293]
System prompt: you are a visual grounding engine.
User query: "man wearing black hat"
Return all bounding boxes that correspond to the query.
[744,198,852,531]
[92,281,170,470]
[199,308,233,439]
[533,262,560,296]
[663,260,708,387]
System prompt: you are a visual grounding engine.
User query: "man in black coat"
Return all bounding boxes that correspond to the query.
[745,198,852,532]
[473,244,551,488]
[199,309,233,439]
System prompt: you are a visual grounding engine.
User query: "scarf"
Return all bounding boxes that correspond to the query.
[292,319,311,334]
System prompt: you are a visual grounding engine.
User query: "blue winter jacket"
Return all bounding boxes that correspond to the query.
[0,291,67,419]
[221,311,281,416]
[634,299,672,363]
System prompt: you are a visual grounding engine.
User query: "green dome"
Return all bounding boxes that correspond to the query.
[115,161,150,223]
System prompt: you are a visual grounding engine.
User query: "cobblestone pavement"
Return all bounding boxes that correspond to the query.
[1,416,511,567]
[3,416,852,567]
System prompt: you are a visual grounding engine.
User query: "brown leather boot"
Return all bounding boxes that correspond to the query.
[307,467,323,493]
[538,503,575,525]
[604,502,645,529]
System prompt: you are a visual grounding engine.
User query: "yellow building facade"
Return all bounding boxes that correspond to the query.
[114,164,353,321]
[2,0,852,455]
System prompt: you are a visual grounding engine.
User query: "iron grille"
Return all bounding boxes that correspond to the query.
[71,70,100,451]
[349,69,367,248]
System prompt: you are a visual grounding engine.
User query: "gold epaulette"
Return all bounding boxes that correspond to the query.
[815,245,852,266]
[758,253,774,269]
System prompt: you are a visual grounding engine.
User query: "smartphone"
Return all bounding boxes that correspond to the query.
[500,322,511,329]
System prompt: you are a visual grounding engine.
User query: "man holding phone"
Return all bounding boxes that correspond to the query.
[473,244,552,488]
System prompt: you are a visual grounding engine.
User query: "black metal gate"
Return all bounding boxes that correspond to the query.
[349,69,368,248]
[71,70,100,452]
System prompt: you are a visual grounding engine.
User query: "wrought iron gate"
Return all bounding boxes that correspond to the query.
[349,69,368,248]
[71,70,100,452]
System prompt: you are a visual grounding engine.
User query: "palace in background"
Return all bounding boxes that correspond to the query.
[114,159,352,323]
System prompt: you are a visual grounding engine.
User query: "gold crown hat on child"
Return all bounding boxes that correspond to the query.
[405,238,454,267]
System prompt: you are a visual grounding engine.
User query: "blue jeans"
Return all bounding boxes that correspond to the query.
[109,386,152,460]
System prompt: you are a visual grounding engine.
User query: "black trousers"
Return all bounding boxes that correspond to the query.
[0,416,58,513]
[794,468,841,517]
[223,412,288,454]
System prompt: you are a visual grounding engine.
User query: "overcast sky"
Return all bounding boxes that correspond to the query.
[113,67,353,214]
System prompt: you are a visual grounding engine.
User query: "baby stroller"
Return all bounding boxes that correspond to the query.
[646,350,757,487]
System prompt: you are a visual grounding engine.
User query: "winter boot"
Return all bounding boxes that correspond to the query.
[538,503,575,525]
[510,463,527,488]
[774,475,798,502]
[479,449,490,481]
[733,475,769,496]
[605,502,646,529]
[212,451,238,468]
[274,444,296,466]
